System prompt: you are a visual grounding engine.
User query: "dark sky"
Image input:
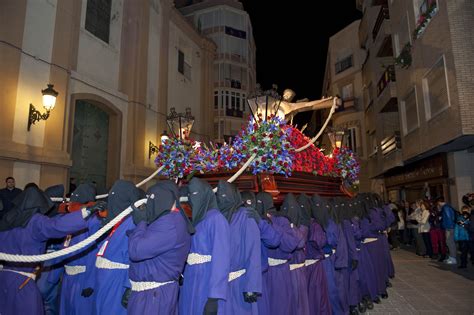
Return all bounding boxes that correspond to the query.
[240,1,362,101]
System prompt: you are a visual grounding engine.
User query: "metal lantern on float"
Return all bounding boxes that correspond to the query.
[327,128,346,149]
[166,107,195,140]
[246,84,285,121]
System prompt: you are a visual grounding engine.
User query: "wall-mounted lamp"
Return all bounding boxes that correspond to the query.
[149,141,159,159]
[28,84,59,131]
[327,128,346,149]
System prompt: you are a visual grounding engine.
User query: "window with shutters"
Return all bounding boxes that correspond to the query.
[85,0,112,43]
[401,88,419,135]
[345,127,358,154]
[422,56,450,119]
[178,50,185,74]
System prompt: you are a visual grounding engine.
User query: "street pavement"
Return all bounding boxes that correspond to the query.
[367,248,474,315]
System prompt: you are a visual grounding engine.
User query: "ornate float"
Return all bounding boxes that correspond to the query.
[156,86,360,206]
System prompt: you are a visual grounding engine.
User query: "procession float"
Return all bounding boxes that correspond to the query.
[155,86,360,206]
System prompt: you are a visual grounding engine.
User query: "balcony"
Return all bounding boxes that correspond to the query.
[380,132,401,156]
[372,6,389,42]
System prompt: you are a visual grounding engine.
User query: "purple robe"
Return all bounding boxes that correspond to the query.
[179,209,230,315]
[0,212,87,315]
[218,207,261,315]
[381,206,395,279]
[306,220,331,315]
[333,222,349,315]
[322,220,344,315]
[59,216,101,315]
[288,225,310,315]
[94,216,135,315]
[127,211,191,315]
[256,219,282,315]
[266,216,300,315]
[342,219,361,307]
[358,218,379,300]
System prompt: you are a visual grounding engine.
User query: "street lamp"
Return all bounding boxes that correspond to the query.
[27,84,59,131]
[166,107,195,140]
[327,128,346,149]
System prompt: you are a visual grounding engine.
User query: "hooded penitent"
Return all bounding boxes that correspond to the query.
[0,186,54,231]
[105,180,140,225]
[311,194,330,228]
[216,180,243,222]
[256,191,276,219]
[296,194,312,226]
[70,183,96,204]
[44,184,65,217]
[187,177,218,227]
[146,181,194,234]
[279,193,302,226]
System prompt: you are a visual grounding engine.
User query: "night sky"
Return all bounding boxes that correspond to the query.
[240,1,362,128]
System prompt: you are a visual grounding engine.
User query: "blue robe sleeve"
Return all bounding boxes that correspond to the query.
[128,220,177,262]
[343,221,358,261]
[259,220,282,248]
[243,217,262,294]
[334,224,349,269]
[208,213,231,300]
[295,225,309,249]
[309,223,327,249]
[31,211,88,242]
[274,218,300,253]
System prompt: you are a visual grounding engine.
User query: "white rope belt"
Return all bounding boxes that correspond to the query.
[0,266,36,280]
[362,238,378,244]
[96,256,129,270]
[324,249,336,258]
[356,248,361,251]
[187,253,212,265]
[130,280,175,292]
[228,269,246,282]
[304,259,320,266]
[64,265,86,276]
[268,258,288,267]
[289,263,305,270]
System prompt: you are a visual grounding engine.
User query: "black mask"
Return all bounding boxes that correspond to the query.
[216,180,243,222]
[0,187,54,231]
[105,180,140,225]
[256,191,276,218]
[70,184,96,204]
[280,193,301,226]
[311,194,330,228]
[187,178,218,227]
[241,191,257,210]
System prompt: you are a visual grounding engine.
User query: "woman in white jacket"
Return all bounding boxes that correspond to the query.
[417,201,433,258]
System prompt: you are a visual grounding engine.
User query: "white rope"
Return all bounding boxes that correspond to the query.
[0,198,147,263]
[295,97,338,153]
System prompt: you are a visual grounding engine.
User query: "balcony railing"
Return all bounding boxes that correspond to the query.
[372,6,390,42]
[377,65,396,97]
[380,132,401,156]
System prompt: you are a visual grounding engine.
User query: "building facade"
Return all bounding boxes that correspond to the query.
[321,20,371,192]
[177,0,257,143]
[0,0,216,193]
[356,0,474,208]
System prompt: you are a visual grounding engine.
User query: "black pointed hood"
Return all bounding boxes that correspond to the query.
[70,183,96,204]
[187,177,218,227]
[256,191,276,218]
[280,193,301,226]
[146,180,194,233]
[216,180,242,222]
[311,194,330,228]
[241,191,257,210]
[296,194,312,226]
[0,186,54,231]
[105,180,140,225]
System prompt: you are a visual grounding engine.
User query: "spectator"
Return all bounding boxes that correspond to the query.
[388,201,399,249]
[396,202,406,245]
[407,201,426,255]
[437,196,457,265]
[417,201,432,258]
[429,202,447,262]
[402,201,413,246]
[0,177,22,216]
[454,205,472,269]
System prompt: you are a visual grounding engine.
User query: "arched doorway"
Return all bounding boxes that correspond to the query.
[69,95,122,195]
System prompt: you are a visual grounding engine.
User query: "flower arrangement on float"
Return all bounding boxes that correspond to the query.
[154,114,360,185]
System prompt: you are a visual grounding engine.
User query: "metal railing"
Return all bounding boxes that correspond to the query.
[372,6,390,41]
[380,131,401,156]
[377,65,396,96]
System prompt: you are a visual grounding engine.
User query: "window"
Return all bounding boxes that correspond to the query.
[423,56,450,119]
[236,93,241,110]
[401,88,419,134]
[341,83,354,100]
[85,0,112,43]
[231,92,236,110]
[214,91,219,109]
[335,55,353,74]
[225,91,229,108]
[345,127,358,154]
[242,94,246,112]
[178,50,184,74]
